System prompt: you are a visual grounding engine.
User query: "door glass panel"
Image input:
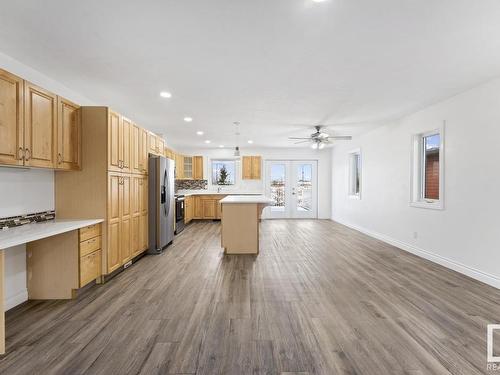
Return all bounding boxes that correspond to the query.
[270,163,286,212]
[296,164,312,212]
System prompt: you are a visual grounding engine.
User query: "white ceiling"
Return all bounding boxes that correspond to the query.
[1,0,500,149]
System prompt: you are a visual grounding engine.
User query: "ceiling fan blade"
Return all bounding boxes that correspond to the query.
[294,140,310,144]
[328,136,353,140]
[288,137,312,140]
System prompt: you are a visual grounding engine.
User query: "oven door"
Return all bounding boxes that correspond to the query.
[176,198,185,222]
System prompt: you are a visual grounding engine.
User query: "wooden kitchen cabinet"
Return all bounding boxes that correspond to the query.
[242,156,262,179]
[0,68,24,166]
[56,107,149,277]
[148,131,157,154]
[120,117,132,173]
[193,156,203,179]
[108,110,121,172]
[24,82,57,168]
[157,138,165,156]
[0,68,82,170]
[202,199,217,219]
[140,127,148,173]
[56,97,81,170]
[185,196,194,224]
[175,153,184,179]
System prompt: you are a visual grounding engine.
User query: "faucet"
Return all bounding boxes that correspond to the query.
[217,187,222,193]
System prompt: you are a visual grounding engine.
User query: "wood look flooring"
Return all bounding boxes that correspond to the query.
[1,220,498,374]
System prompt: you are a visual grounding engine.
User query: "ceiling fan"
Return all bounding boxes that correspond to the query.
[289,125,352,149]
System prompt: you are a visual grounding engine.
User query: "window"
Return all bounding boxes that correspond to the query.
[411,127,444,209]
[348,150,361,199]
[211,159,236,185]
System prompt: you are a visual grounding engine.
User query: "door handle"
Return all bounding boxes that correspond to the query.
[24,148,31,161]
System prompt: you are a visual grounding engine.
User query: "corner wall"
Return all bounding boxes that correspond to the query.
[331,78,500,288]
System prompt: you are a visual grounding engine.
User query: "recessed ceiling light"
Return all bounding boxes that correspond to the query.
[219,145,224,148]
[247,140,253,144]
[184,117,193,122]
[196,131,204,136]
[160,91,172,98]
[204,140,211,144]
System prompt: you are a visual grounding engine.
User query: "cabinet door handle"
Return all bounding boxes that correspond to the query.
[18,147,24,160]
[58,153,63,164]
[24,148,31,161]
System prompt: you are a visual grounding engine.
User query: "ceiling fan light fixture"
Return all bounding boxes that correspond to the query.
[318,143,325,150]
[311,143,318,149]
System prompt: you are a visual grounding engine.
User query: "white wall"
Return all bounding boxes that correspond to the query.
[331,77,500,288]
[0,51,96,310]
[178,147,332,219]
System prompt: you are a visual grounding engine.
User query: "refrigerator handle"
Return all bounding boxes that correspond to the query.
[164,168,169,217]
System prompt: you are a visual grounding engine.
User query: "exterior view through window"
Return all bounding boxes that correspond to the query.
[270,163,286,211]
[296,163,312,211]
[211,160,236,185]
[348,151,361,198]
[423,134,440,200]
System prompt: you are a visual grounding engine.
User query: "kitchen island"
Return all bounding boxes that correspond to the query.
[220,195,273,254]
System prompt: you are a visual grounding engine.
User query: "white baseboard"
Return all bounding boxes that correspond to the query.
[5,289,28,311]
[332,218,500,290]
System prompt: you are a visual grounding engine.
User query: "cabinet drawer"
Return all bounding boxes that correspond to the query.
[80,235,101,257]
[80,250,101,287]
[79,224,101,242]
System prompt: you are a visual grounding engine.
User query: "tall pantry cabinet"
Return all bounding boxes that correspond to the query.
[55,107,152,276]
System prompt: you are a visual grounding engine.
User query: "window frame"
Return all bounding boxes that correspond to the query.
[347,148,362,200]
[210,158,238,186]
[410,125,445,210]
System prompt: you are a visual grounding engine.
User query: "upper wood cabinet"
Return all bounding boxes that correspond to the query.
[164,148,175,160]
[24,82,57,168]
[175,153,184,179]
[148,132,157,155]
[0,68,81,170]
[120,117,132,172]
[157,138,165,156]
[140,127,148,173]
[193,156,203,179]
[131,123,141,174]
[108,110,121,172]
[0,69,24,166]
[56,97,81,170]
[242,156,262,179]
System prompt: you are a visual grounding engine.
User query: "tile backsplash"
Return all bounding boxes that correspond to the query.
[175,179,208,191]
[0,210,56,229]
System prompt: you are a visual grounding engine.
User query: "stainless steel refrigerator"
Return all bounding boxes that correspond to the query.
[148,155,175,253]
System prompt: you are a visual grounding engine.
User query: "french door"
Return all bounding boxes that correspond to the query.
[264,160,318,219]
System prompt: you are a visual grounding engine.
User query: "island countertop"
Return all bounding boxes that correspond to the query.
[0,219,104,249]
[220,195,274,204]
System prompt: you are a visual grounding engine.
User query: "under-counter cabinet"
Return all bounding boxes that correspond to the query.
[27,223,103,300]
[0,67,81,170]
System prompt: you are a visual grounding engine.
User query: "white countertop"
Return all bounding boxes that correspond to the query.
[177,190,263,196]
[0,219,104,249]
[220,195,274,204]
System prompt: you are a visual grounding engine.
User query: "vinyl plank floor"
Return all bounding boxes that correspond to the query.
[0,220,497,374]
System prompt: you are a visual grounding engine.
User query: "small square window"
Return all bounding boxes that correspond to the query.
[348,150,361,199]
[410,127,444,209]
[211,159,236,185]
